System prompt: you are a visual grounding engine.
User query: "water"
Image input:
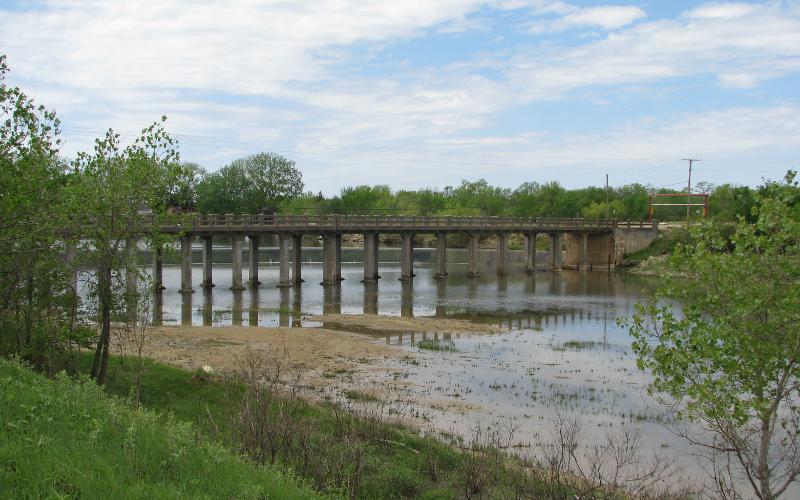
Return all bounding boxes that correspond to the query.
[82,260,709,489]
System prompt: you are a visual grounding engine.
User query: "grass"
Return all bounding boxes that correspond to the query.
[0,357,318,500]
[414,339,459,352]
[562,340,600,350]
[64,353,563,499]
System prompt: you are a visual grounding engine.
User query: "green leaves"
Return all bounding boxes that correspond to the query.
[625,174,800,497]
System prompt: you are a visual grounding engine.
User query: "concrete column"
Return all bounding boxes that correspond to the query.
[579,232,589,270]
[201,236,214,289]
[321,234,337,286]
[65,239,78,295]
[467,232,480,277]
[152,244,164,291]
[248,234,261,287]
[549,233,563,271]
[399,233,414,281]
[232,291,243,326]
[179,235,194,293]
[292,234,304,284]
[202,290,213,326]
[277,234,292,288]
[362,232,379,283]
[435,232,447,278]
[496,232,509,276]
[525,232,537,274]
[230,235,245,290]
[335,233,344,281]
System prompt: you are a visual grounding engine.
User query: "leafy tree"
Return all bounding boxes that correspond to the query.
[0,54,79,372]
[625,172,800,499]
[65,118,179,385]
[164,161,204,211]
[196,153,303,213]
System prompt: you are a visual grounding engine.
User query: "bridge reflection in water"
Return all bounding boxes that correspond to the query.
[147,265,651,350]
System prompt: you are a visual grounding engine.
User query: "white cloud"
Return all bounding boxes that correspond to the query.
[560,6,646,29]
[687,2,759,20]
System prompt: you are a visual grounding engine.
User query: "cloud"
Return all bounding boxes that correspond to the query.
[687,2,759,20]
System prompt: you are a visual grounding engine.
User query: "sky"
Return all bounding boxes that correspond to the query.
[1,0,798,194]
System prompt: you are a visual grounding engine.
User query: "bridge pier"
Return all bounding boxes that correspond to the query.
[549,232,563,271]
[179,235,194,293]
[580,232,589,270]
[435,232,447,278]
[321,234,338,286]
[525,232,537,274]
[230,235,245,290]
[401,280,414,317]
[399,233,415,281]
[292,234,304,284]
[152,244,164,291]
[201,236,214,289]
[496,232,509,276]
[467,233,480,277]
[362,232,379,283]
[248,235,261,287]
[335,234,343,281]
[278,234,292,287]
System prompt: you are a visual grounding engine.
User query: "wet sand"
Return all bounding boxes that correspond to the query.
[308,313,502,334]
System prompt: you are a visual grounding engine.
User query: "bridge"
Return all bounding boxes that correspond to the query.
[157,214,658,292]
[66,214,658,293]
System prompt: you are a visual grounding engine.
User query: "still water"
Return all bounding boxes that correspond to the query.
[91,260,712,487]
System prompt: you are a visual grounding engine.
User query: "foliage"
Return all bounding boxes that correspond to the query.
[0,54,79,373]
[0,358,318,499]
[626,172,800,499]
[64,117,180,384]
[195,152,303,213]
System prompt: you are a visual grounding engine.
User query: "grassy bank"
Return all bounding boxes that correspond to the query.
[0,358,318,499]
[65,353,567,499]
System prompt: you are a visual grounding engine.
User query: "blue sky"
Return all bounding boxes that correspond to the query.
[1,0,798,194]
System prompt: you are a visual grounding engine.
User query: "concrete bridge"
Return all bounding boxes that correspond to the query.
[139,214,658,292]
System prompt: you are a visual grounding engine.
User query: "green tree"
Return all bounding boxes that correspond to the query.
[196,153,303,213]
[0,54,79,372]
[66,118,179,385]
[625,172,800,499]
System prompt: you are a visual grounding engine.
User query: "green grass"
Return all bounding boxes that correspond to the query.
[0,357,318,500]
[562,340,600,350]
[64,353,561,499]
[414,339,459,352]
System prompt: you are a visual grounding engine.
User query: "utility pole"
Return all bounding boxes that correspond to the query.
[605,173,610,219]
[682,158,699,227]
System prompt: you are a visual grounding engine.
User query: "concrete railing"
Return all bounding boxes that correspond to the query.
[171,214,655,233]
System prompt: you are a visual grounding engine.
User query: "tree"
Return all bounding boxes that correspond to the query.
[195,152,303,213]
[625,172,800,499]
[66,118,179,385]
[0,54,81,373]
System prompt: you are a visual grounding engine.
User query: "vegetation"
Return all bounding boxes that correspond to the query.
[625,171,800,499]
[0,358,318,499]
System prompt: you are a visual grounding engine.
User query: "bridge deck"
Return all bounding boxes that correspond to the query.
[158,214,655,235]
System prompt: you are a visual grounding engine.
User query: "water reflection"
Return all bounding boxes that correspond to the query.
[249,288,260,327]
[400,280,413,318]
[202,290,213,326]
[363,282,378,315]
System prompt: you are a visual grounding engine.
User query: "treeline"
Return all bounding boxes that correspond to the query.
[174,156,760,222]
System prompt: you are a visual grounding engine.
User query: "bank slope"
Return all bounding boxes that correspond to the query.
[0,358,319,500]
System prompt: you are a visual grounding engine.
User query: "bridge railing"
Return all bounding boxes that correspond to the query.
[185,214,652,230]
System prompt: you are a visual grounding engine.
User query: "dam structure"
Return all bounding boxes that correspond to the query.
[141,214,658,292]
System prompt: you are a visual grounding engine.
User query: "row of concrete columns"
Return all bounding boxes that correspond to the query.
[148,231,598,294]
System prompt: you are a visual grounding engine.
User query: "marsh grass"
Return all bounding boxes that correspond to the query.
[415,339,459,352]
